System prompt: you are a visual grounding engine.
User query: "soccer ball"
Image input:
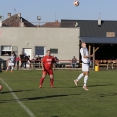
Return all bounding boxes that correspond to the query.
[73,0,80,7]
[0,84,3,91]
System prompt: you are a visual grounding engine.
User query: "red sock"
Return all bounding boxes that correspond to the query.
[50,78,54,86]
[40,78,44,85]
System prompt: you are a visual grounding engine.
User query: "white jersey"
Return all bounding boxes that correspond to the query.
[9,55,15,63]
[80,47,90,64]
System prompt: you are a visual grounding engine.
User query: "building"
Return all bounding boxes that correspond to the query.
[61,19,117,60]
[1,12,117,68]
[0,27,80,61]
[2,13,35,27]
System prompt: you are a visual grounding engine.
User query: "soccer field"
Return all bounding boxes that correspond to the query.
[0,70,117,117]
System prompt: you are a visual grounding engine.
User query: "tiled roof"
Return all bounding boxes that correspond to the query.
[41,22,61,27]
[3,14,35,27]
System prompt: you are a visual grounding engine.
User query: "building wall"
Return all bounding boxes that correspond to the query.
[0,27,80,61]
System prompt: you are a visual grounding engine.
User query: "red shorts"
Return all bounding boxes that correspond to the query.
[43,69,53,75]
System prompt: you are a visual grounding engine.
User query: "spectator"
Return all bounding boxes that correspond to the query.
[4,52,9,56]
[13,51,17,67]
[20,51,26,68]
[54,57,59,68]
[35,55,41,63]
[27,55,31,69]
[72,56,77,68]
[15,55,20,70]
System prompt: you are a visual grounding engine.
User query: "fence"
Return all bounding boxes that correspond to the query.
[0,59,117,70]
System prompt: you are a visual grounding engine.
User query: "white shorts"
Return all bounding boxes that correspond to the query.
[8,63,14,66]
[82,63,89,72]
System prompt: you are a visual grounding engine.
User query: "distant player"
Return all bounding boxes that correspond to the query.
[6,51,15,72]
[39,50,55,88]
[0,84,3,91]
[74,42,93,90]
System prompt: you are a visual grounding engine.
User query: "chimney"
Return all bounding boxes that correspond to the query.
[19,22,24,27]
[7,13,11,18]
[98,19,101,26]
[98,13,101,26]
[17,13,21,17]
[55,20,58,23]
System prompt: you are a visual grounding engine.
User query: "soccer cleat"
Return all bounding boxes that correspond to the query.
[83,86,89,91]
[50,85,54,88]
[6,70,8,72]
[39,85,42,88]
[74,80,78,86]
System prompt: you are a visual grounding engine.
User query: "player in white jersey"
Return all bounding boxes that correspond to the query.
[74,42,93,90]
[6,51,15,72]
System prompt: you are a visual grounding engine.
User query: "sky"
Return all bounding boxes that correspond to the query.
[0,0,117,25]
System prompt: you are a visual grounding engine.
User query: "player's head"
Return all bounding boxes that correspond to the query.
[46,50,51,56]
[81,42,86,48]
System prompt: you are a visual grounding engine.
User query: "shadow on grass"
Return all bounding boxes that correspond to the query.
[0,93,80,103]
[88,84,115,87]
[51,116,59,117]
[0,101,7,104]
[100,93,117,97]
[22,93,80,101]
[0,89,35,94]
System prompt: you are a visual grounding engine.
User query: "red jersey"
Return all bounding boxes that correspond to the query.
[42,55,55,70]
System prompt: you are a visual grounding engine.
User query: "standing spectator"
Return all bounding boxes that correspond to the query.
[54,57,59,68]
[72,56,77,68]
[20,52,26,68]
[16,55,20,70]
[27,55,31,69]
[13,51,17,67]
[35,55,41,68]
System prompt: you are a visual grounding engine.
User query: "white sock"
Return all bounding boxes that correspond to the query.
[6,67,9,70]
[76,73,84,81]
[84,75,88,86]
[11,66,13,70]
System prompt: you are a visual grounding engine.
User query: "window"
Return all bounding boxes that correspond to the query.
[50,49,58,54]
[1,45,12,56]
[0,45,18,56]
[35,46,45,57]
[106,32,115,37]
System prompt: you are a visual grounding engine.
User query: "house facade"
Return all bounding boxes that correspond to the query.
[0,27,80,61]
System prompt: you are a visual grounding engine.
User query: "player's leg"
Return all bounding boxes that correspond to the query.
[83,64,89,90]
[74,63,85,86]
[0,84,3,91]
[49,69,54,88]
[6,62,10,72]
[10,64,14,72]
[39,70,46,88]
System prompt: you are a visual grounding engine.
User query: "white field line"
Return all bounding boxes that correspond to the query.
[0,78,35,117]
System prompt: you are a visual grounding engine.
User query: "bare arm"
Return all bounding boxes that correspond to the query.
[53,63,55,71]
[83,54,93,58]
[41,62,44,70]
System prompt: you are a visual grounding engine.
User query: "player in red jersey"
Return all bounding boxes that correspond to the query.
[39,50,55,88]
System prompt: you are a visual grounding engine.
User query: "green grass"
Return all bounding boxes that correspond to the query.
[0,70,117,117]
